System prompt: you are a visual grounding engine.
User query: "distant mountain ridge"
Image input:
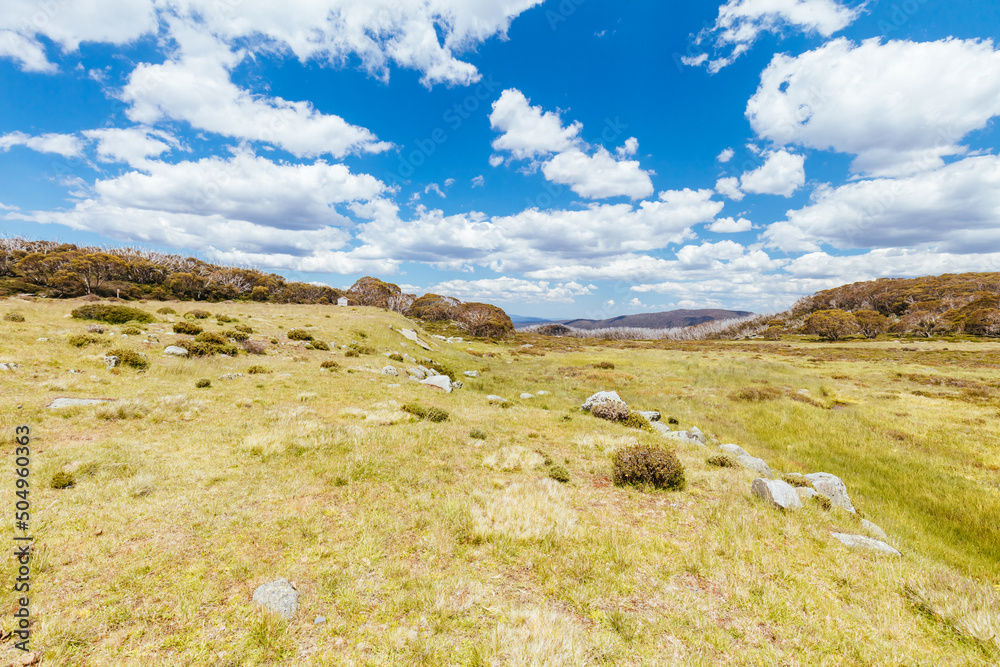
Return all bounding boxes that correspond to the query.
[520,309,754,331]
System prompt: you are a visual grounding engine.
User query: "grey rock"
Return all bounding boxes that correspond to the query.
[719,444,749,457]
[861,519,889,541]
[831,533,900,556]
[751,478,802,510]
[48,398,111,409]
[403,354,417,364]
[446,337,463,343]
[432,335,447,340]
[314,616,326,625]
[420,375,453,392]
[636,411,661,422]
[252,578,300,620]
[163,345,189,356]
[381,365,399,376]
[536,390,550,395]
[0,363,21,371]
[452,380,463,389]
[218,373,244,380]
[397,328,431,350]
[407,367,427,380]
[796,487,819,502]
[688,426,706,444]
[104,356,120,370]
[663,430,706,447]
[463,370,480,378]
[582,391,626,412]
[737,455,772,477]
[805,473,856,513]
[650,421,672,435]
[487,395,507,402]
[520,393,534,399]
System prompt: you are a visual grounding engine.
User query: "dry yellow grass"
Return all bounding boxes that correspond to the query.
[0,298,997,665]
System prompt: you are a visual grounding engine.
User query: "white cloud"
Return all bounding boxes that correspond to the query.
[0,131,84,157]
[541,147,653,200]
[430,277,592,303]
[0,31,55,73]
[471,175,485,187]
[628,297,647,309]
[617,137,639,158]
[783,248,1000,280]
[747,38,1000,177]
[693,0,860,72]
[708,216,752,233]
[739,149,805,196]
[765,154,1000,253]
[489,88,582,160]
[715,176,744,201]
[82,127,174,165]
[717,148,735,163]
[444,178,455,187]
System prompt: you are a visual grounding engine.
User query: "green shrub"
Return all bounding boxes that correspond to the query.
[307,341,330,351]
[623,412,654,432]
[812,494,833,511]
[173,322,203,335]
[50,471,75,489]
[403,403,448,421]
[3,311,25,322]
[270,338,278,345]
[781,473,815,489]
[68,334,102,348]
[469,429,488,440]
[548,465,570,483]
[195,331,228,345]
[247,365,269,374]
[344,349,359,358]
[402,403,428,418]
[667,417,679,425]
[156,307,177,315]
[353,330,367,339]
[287,329,313,341]
[320,360,340,370]
[195,378,211,388]
[592,361,615,369]
[185,309,211,319]
[180,341,239,357]
[731,387,782,402]
[224,329,249,342]
[348,343,374,354]
[108,347,149,371]
[591,401,629,422]
[121,325,143,336]
[388,353,404,362]
[71,304,154,324]
[425,407,449,423]
[707,454,739,468]
[234,324,253,333]
[612,445,686,491]
[216,314,237,323]
[243,340,266,355]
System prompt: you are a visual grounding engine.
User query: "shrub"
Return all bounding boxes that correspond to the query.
[68,334,103,347]
[85,324,105,333]
[405,293,459,321]
[320,360,340,370]
[173,321,203,335]
[403,403,427,418]
[591,401,629,422]
[812,494,833,511]
[71,304,154,324]
[4,312,25,322]
[225,329,249,342]
[247,365,269,374]
[216,314,237,323]
[667,417,679,425]
[181,341,239,357]
[195,378,211,388]
[469,428,488,440]
[242,339,266,355]
[185,309,211,319]
[425,407,449,423]
[156,306,177,315]
[307,341,330,351]
[591,361,615,369]
[348,343,374,354]
[731,386,781,402]
[121,325,143,336]
[234,323,253,333]
[50,471,75,489]
[804,309,858,341]
[452,302,515,338]
[195,331,228,345]
[623,412,654,432]
[537,324,572,336]
[344,349,359,358]
[612,445,686,491]
[287,329,313,341]
[781,473,814,488]
[548,465,571,483]
[707,454,739,468]
[388,353,404,362]
[108,347,149,371]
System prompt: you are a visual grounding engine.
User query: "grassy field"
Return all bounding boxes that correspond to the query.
[1,297,998,665]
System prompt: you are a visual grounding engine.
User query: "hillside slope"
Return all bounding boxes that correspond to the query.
[558,309,754,331]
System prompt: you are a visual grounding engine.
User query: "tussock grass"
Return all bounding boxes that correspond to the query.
[482,445,545,471]
[472,478,577,542]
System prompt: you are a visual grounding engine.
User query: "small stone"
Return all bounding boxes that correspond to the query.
[94,528,103,536]
[407,367,427,380]
[314,616,326,625]
[381,365,399,376]
[650,421,671,435]
[252,578,300,620]
[48,398,111,409]
[831,532,900,556]
[420,375,453,392]
[737,454,772,477]
[0,363,21,371]
[164,345,189,356]
[582,390,626,412]
[636,410,660,422]
[487,395,507,402]
[688,426,706,444]
[805,473,856,513]
[218,373,244,380]
[104,355,120,369]
[36,338,48,342]
[751,478,802,510]
[463,370,480,378]
[663,430,706,447]
[536,390,550,395]
[453,380,463,389]
[520,393,534,399]
[718,443,749,457]
[861,519,889,541]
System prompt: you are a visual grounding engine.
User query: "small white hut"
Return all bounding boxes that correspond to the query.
[337,297,349,306]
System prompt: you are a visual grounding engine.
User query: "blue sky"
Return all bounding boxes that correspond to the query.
[2,1,1000,319]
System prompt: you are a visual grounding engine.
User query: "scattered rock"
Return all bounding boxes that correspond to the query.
[446,337,463,343]
[48,398,111,409]
[218,373,244,380]
[520,393,534,399]
[737,454,772,477]
[805,473,856,513]
[751,478,802,510]
[252,578,300,620]
[420,375,453,393]
[636,410,660,422]
[719,443,750,457]
[408,367,427,380]
[796,487,819,502]
[163,345,189,356]
[381,365,399,376]
[0,363,21,371]
[831,532,900,556]
[104,355,120,369]
[582,390,626,412]
[861,519,889,541]
[396,328,431,350]
[463,370,480,378]
[663,430,706,447]
[536,390,550,395]
[486,394,507,402]
[432,335,447,340]
[36,338,48,342]
[688,426,706,444]
[453,380,463,389]
[314,616,327,625]
[403,354,416,364]
[650,421,672,435]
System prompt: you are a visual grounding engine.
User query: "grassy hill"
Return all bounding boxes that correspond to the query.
[1,297,998,665]
[558,309,755,331]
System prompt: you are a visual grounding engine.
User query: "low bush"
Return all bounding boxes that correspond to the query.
[225,329,249,342]
[181,341,239,357]
[731,386,782,402]
[667,417,679,425]
[195,378,211,388]
[247,365,269,374]
[320,360,340,370]
[156,307,177,315]
[4,311,25,322]
[307,341,330,351]
[121,325,143,336]
[591,361,615,369]
[812,494,833,511]
[623,412,654,432]
[591,401,629,422]
[388,353,404,362]
[185,309,211,319]
[348,343,374,354]
[50,471,75,489]
[85,324,105,333]
[287,329,313,341]
[548,465,571,483]
[242,339,266,355]
[173,322,203,335]
[233,324,253,333]
[68,334,103,347]
[781,473,815,488]
[71,304,154,324]
[216,314,237,323]
[195,331,228,345]
[344,349,359,358]
[707,454,739,468]
[108,347,149,371]
[402,403,449,422]
[469,428,488,440]
[612,445,685,491]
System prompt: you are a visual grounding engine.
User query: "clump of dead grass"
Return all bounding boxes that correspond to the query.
[905,570,1000,655]
[483,445,545,471]
[472,477,576,542]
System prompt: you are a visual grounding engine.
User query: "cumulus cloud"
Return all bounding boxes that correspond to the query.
[430,277,592,303]
[691,0,861,72]
[489,88,582,160]
[471,175,484,187]
[0,31,56,73]
[717,147,735,163]
[541,147,653,200]
[708,216,752,233]
[715,176,744,201]
[747,38,1000,177]
[0,131,85,157]
[739,150,805,196]
[83,127,174,165]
